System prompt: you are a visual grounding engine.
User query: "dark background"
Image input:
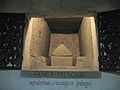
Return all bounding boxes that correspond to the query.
[0,13,25,69]
[98,10,120,71]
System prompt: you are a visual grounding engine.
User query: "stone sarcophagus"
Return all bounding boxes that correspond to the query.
[22,16,99,71]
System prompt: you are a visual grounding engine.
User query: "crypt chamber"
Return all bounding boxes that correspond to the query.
[22,16,99,71]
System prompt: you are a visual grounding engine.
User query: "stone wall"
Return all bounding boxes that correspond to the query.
[30,18,50,57]
[78,17,99,70]
[22,18,51,69]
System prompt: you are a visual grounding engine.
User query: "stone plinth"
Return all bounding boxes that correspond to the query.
[51,56,73,66]
[76,57,92,70]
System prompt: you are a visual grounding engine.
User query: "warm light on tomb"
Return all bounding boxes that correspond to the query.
[22,16,99,71]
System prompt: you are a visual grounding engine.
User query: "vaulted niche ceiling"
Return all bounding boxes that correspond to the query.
[44,18,83,34]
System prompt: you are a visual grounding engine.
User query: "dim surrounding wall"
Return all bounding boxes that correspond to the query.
[0,71,120,90]
[0,0,120,14]
[78,17,99,70]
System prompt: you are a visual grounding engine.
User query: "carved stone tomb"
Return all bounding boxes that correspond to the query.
[22,16,99,71]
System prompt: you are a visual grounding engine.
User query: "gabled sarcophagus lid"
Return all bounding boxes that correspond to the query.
[52,44,72,56]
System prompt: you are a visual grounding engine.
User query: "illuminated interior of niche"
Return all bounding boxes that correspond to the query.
[22,16,99,71]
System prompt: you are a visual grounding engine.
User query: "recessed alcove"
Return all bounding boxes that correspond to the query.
[22,16,99,71]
